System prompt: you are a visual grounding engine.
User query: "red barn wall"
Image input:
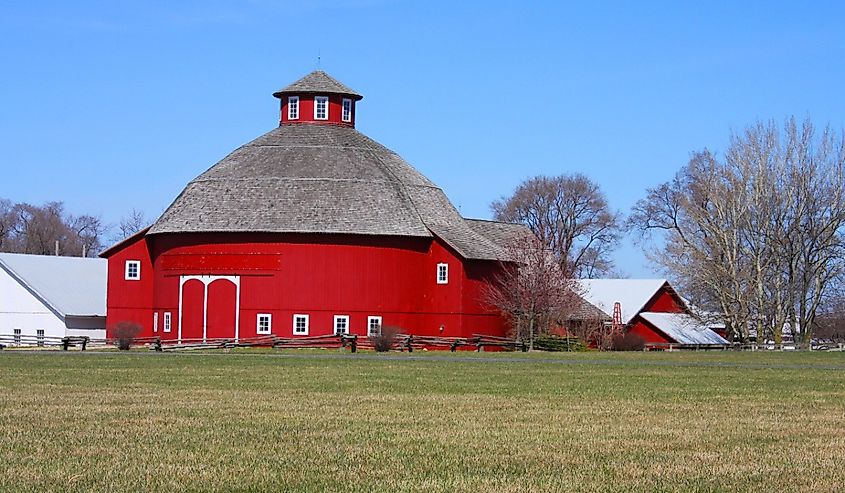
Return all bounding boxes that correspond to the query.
[104,232,509,340]
[104,234,153,332]
[628,318,671,344]
[641,287,685,313]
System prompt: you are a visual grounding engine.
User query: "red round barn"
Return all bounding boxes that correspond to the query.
[101,71,524,342]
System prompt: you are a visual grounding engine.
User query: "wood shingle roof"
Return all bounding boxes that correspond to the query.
[150,124,519,261]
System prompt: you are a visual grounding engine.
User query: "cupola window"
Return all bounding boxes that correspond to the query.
[342,98,352,122]
[314,96,328,120]
[288,96,299,120]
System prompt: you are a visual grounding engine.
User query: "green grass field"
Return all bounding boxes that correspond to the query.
[1,350,844,492]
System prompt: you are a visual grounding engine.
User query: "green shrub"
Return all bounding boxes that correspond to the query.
[534,335,586,352]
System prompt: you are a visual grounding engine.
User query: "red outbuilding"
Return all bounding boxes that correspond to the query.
[101,71,526,342]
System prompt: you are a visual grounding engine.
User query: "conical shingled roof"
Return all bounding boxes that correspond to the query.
[149,124,511,260]
[272,70,363,100]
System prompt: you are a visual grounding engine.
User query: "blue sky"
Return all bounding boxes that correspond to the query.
[2,1,844,276]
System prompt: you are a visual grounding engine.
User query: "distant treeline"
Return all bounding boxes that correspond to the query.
[0,199,146,257]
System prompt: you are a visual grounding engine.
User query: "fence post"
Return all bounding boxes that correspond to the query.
[350,335,357,353]
[406,335,413,353]
[81,337,88,351]
[450,340,459,352]
[154,337,162,352]
[62,337,70,351]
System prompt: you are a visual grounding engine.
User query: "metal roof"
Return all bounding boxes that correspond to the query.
[575,279,671,324]
[639,312,728,345]
[0,253,107,318]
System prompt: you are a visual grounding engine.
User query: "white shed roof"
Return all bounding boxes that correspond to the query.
[639,312,729,345]
[576,279,670,324]
[0,253,107,318]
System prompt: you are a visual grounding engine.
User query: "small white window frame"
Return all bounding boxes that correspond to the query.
[314,96,329,120]
[125,260,141,280]
[342,98,352,122]
[163,312,172,333]
[257,313,272,335]
[288,96,299,120]
[367,316,382,337]
[153,312,159,333]
[436,263,449,284]
[293,314,310,335]
[333,315,350,335]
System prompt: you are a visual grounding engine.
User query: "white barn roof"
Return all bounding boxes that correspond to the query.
[0,253,107,318]
[576,279,670,324]
[639,312,728,345]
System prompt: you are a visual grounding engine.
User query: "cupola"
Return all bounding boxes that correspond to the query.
[273,70,363,127]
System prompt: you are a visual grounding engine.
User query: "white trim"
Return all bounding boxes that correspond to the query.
[257,313,272,334]
[314,96,329,120]
[288,96,299,120]
[153,312,158,333]
[177,275,241,343]
[367,316,382,337]
[436,263,449,284]
[124,260,141,280]
[163,312,172,333]
[342,98,352,122]
[333,315,350,335]
[293,314,309,335]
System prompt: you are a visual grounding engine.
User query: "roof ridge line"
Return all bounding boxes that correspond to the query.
[0,256,66,320]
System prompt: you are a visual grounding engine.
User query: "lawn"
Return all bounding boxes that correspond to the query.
[1,350,844,492]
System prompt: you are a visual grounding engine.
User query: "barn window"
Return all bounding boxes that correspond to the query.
[125,260,141,280]
[163,312,172,333]
[314,96,328,120]
[367,316,382,337]
[13,328,21,345]
[436,263,448,284]
[257,314,272,334]
[288,96,299,120]
[334,315,349,335]
[36,329,44,346]
[293,314,309,335]
[342,98,352,122]
[153,312,158,333]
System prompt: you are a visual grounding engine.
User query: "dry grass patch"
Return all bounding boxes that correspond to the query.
[0,351,843,492]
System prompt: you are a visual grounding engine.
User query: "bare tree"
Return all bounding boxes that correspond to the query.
[116,208,148,240]
[483,235,583,349]
[0,199,106,257]
[491,174,621,278]
[629,118,845,344]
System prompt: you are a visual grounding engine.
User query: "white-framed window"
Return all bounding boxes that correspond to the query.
[125,260,141,280]
[314,96,328,120]
[13,328,21,345]
[367,316,382,337]
[288,96,299,120]
[293,314,309,335]
[163,312,172,333]
[342,98,352,122]
[153,312,159,333]
[437,263,449,284]
[257,313,272,334]
[36,329,44,347]
[333,315,350,335]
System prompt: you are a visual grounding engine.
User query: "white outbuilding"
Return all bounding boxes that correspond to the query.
[0,253,107,344]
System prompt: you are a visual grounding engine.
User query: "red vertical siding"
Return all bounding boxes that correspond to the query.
[104,234,154,334]
[104,231,511,341]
